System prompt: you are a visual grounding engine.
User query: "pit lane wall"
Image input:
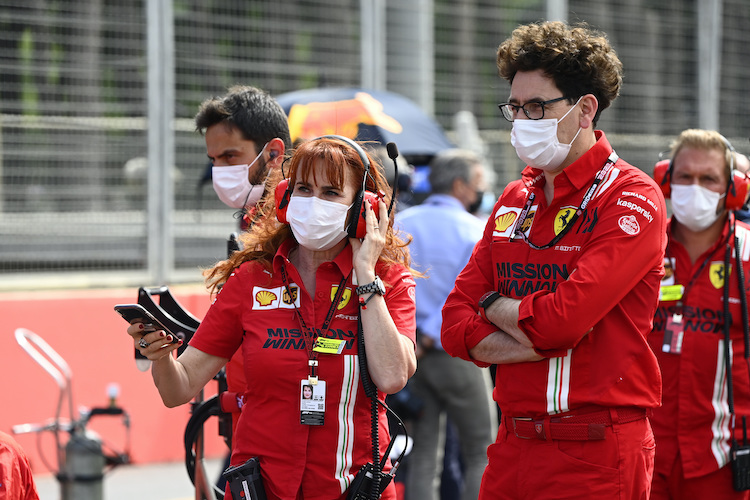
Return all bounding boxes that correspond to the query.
[0,285,227,478]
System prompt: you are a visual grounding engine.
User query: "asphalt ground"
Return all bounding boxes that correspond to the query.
[33,458,224,500]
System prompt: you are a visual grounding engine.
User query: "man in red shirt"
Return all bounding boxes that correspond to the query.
[649,129,750,499]
[0,431,39,500]
[441,21,667,499]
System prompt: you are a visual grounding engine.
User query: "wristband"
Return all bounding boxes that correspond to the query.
[478,291,501,323]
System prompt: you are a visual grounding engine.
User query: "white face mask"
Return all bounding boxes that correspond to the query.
[286,196,352,251]
[510,97,583,171]
[211,143,268,209]
[670,184,725,232]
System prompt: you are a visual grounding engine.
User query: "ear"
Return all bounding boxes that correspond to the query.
[578,94,598,130]
[265,138,286,166]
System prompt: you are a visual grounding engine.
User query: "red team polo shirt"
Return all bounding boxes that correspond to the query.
[190,239,416,500]
[442,131,666,417]
[649,216,750,480]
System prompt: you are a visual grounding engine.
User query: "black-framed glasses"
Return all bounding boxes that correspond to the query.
[498,96,569,122]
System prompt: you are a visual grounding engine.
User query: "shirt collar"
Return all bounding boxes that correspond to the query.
[522,130,612,191]
[423,193,466,210]
[272,238,354,278]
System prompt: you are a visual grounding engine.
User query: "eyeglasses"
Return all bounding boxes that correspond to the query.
[498,96,569,122]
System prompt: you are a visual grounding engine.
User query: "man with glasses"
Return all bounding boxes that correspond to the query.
[441,21,667,499]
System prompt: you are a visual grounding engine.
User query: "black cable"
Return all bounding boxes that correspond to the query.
[183,395,225,499]
[356,316,381,500]
[734,219,750,446]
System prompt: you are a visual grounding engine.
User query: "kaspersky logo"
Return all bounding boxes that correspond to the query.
[287,92,403,141]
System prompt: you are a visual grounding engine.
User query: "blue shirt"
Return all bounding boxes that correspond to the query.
[395,194,486,349]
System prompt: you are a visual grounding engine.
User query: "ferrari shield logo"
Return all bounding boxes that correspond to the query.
[709,262,730,289]
[554,207,577,235]
[331,286,352,310]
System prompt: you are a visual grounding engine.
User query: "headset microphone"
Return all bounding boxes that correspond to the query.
[386,142,400,217]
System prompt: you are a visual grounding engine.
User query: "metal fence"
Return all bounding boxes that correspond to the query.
[1,0,748,291]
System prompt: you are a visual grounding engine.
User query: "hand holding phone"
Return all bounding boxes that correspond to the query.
[114,304,180,344]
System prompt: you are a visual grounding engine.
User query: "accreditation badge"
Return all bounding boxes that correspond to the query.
[662,313,684,354]
[300,379,326,426]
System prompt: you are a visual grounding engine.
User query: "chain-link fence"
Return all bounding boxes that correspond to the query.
[1,0,748,290]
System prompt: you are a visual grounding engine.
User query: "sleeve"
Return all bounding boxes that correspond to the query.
[188,267,247,359]
[0,432,40,500]
[520,171,667,352]
[382,264,418,346]
[440,202,503,367]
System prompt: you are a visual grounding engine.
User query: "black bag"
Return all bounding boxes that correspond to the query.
[222,457,267,500]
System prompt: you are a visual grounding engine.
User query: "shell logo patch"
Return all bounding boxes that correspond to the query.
[618,215,640,235]
[255,289,277,306]
[554,207,577,235]
[709,262,730,289]
[330,285,352,310]
[494,211,517,232]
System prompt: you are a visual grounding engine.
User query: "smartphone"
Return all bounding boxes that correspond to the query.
[114,303,180,344]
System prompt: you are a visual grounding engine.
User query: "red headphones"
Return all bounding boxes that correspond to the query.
[653,152,750,212]
[275,136,383,239]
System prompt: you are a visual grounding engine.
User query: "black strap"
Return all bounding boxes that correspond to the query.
[723,216,750,445]
[511,151,618,250]
[280,262,350,374]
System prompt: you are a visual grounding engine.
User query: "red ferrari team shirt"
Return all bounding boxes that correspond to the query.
[649,216,750,479]
[0,431,39,500]
[442,131,666,417]
[190,239,416,500]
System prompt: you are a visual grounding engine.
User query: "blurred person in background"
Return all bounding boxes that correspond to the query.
[195,85,291,230]
[649,129,750,500]
[0,431,40,500]
[441,21,667,499]
[395,149,496,500]
[128,137,417,500]
[194,85,292,482]
[732,152,750,223]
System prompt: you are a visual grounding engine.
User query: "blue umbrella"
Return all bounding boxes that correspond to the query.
[274,87,453,159]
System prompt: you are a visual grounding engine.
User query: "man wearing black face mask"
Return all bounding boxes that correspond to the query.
[442,21,667,499]
[395,149,495,500]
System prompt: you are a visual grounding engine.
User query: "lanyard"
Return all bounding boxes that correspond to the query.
[280,261,351,382]
[669,219,731,313]
[511,151,619,250]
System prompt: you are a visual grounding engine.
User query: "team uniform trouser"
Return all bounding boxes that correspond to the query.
[651,450,750,500]
[478,415,655,500]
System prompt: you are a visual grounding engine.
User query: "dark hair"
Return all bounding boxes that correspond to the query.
[195,85,292,149]
[496,21,622,127]
[428,149,482,194]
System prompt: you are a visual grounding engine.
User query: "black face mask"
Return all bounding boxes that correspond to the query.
[467,190,484,214]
